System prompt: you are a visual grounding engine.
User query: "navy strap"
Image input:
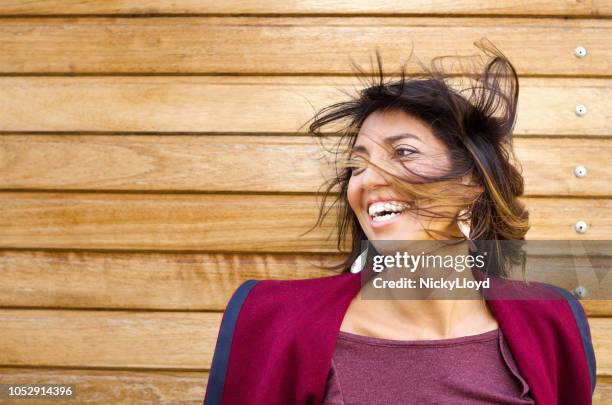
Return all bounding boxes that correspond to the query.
[543,284,597,394]
[204,279,260,405]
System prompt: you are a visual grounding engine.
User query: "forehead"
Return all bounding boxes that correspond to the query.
[354,109,439,147]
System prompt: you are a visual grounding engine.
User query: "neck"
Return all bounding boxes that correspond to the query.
[347,240,497,339]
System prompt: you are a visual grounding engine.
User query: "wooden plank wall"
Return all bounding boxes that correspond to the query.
[0,1,610,403]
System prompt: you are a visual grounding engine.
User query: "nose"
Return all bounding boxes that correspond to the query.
[360,161,390,189]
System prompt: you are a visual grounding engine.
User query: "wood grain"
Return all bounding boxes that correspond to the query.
[0,193,610,251]
[0,310,222,369]
[0,77,609,135]
[585,302,612,317]
[0,250,336,310]
[0,135,610,195]
[0,368,208,404]
[591,317,612,376]
[0,1,609,16]
[594,376,612,404]
[0,192,338,252]
[0,17,609,75]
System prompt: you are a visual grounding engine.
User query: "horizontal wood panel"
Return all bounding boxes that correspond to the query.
[0,310,221,369]
[516,138,612,196]
[0,249,610,313]
[0,310,609,375]
[0,1,609,17]
[593,377,612,405]
[0,17,609,75]
[0,77,608,135]
[595,375,612,405]
[0,194,610,251]
[0,368,208,404]
[592,317,612,376]
[1,368,610,405]
[518,256,612,303]
[0,369,610,405]
[0,250,335,310]
[1,135,610,196]
[0,193,337,252]
[583,302,612,317]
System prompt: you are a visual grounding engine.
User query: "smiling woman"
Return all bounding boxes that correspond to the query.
[203,38,596,405]
[305,38,529,277]
[348,110,469,237]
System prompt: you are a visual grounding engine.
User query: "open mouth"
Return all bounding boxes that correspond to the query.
[367,201,412,225]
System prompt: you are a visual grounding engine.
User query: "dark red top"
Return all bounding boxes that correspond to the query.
[323,328,535,404]
[204,269,596,404]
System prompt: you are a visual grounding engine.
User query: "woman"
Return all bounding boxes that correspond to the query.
[204,39,596,405]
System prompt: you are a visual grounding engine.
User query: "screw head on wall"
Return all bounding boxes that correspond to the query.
[574,165,587,178]
[572,285,587,299]
[575,104,587,116]
[574,46,588,58]
[574,220,588,234]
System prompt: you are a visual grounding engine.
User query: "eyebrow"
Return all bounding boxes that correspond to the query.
[350,133,421,156]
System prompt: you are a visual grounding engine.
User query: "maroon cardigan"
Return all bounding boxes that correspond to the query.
[204,267,596,404]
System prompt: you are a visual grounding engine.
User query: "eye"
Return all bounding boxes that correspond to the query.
[348,156,366,175]
[394,146,417,159]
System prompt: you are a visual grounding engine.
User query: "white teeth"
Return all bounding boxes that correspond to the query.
[372,212,401,222]
[367,201,411,217]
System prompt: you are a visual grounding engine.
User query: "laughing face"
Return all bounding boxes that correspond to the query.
[347,109,464,241]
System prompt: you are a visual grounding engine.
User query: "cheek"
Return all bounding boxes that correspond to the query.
[346,176,362,215]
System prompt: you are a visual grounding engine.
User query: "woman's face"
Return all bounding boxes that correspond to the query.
[347,109,461,241]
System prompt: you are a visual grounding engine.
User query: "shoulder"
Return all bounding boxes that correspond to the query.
[509,280,593,338]
[491,277,593,344]
[216,271,362,352]
[206,272,360,404]
[538,283,597,394]
[224,271,358,320]
[488,278,597,394]
[206,274,351,403]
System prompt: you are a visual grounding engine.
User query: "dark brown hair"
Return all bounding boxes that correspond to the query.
[301,38,529,277]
